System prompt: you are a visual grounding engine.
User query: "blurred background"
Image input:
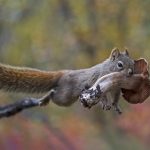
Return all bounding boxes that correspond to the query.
[0,0,150,149]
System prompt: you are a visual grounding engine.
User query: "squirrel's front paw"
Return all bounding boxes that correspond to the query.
[99,101,112,110]
[112,102,122,114]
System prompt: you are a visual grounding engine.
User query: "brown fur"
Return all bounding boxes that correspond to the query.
[0,64,64,93]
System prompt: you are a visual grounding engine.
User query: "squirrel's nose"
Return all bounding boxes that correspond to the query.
[128,68,133,76]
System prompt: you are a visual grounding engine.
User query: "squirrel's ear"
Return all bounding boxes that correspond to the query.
[123,48,129,56]
[110,48,120,61]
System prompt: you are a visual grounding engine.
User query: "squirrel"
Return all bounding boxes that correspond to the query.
[80,58,150,112]
[0,48,134,110]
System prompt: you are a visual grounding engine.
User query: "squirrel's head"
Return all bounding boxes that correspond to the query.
[109,48,134,76]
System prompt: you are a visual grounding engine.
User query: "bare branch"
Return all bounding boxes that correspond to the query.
[0,90,55,119]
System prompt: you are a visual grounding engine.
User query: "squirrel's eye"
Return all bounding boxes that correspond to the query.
[117,61,124,70]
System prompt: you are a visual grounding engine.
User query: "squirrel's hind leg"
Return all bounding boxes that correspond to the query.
[39,89,56,106]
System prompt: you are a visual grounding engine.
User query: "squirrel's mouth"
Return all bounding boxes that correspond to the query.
[127,68,133,76]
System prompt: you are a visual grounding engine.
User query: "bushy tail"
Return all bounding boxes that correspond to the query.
[0,64,64,93]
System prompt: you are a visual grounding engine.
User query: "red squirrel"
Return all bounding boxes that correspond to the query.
[0,48,134,110]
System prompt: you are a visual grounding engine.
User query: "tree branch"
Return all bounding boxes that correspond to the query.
[0,90,54,119]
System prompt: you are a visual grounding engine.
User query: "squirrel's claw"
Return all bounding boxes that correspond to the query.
[112,102,122,114]
[99,101,112,110]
